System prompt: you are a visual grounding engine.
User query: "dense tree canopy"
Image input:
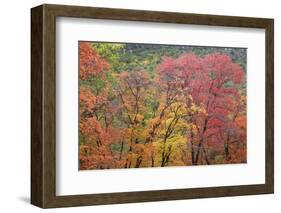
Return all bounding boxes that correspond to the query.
[79,42,246,170]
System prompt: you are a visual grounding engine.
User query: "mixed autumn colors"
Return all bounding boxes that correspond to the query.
[79,42,247,170]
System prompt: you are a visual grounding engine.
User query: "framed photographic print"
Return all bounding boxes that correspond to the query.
[31,4,274,208]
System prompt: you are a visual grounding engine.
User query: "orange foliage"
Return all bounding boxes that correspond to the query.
[79,42,110,80]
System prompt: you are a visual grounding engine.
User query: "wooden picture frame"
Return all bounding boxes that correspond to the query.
[31,4,274,208]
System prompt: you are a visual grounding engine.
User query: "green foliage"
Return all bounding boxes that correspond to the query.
[92,43,126,72]
[92,42,247,76]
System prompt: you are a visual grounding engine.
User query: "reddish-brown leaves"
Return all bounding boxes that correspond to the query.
[79,42,110,80]
[157,53,246,165]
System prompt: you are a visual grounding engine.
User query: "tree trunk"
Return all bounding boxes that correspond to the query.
[119,141,124,160]
[135,156,143,168]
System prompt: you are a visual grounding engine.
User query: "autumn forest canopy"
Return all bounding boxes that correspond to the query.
[79,41,247,170]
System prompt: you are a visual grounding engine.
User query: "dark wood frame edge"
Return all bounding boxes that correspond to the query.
[31,4,274,208]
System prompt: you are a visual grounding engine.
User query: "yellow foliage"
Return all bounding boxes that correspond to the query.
[135,114,144,122]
